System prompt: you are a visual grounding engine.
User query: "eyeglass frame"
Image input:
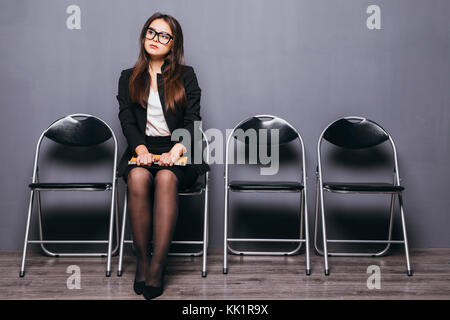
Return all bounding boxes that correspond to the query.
[145,27,174,45]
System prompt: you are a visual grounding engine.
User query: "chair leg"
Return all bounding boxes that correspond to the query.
[302,191,311,275]
[105,184,116,277]
[117,191,128,277]
[296,191,305,254]
[36,190,62,257]
[36,190,56,257]
[372,193,396,257]
[313,177,329,274]
[223,187,229,275]
[313,179,323,256]
[302,190,311,275]
[20,190,36,277]
[35,173,55,257]
[111,183,120,256]
[201,184,209,278]
[398,194,413,276]
[319,187,330,276]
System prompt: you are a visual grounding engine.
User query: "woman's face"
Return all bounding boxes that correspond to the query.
[144,19,173,59]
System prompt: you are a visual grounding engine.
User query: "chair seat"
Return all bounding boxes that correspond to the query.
[179,181,205,194]
[229,180,304,192]
[323,182,404,193]
[29,182,112,190]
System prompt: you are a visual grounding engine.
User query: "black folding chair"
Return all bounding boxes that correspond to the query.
[117,129,210,277]
[223,114,311,275]
[314,116,412,276]
[20,114,120,277]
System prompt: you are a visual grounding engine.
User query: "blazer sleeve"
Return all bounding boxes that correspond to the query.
[117,69,145,155]
[180,66,202,152]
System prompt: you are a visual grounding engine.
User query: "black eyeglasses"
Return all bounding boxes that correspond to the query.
[145,27,173,45]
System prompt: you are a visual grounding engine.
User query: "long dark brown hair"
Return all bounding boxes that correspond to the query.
[129,13,186,112]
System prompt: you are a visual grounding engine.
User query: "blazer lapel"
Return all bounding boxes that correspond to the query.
[156,73,166,116]
[156,73,175,132]
[156,60,177,133]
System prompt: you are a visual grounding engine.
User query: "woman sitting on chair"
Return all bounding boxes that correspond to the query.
[116,12,210,300]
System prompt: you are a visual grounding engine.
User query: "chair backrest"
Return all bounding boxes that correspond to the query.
[225,114,307,183]
[317,116,401,184]
[31,114,118,183]
[233,115,299,146]
[322,117,389,149]
[44,114,113,146]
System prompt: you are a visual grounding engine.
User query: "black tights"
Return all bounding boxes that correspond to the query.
[127,167,179,286]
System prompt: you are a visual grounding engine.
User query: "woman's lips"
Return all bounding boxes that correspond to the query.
[150,44,158,49]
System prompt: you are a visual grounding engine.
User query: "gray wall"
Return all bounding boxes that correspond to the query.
[1,0,449,251]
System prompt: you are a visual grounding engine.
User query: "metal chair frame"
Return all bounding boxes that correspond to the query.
[117,129,210,277]
[223,114,311,275]
[314,116,412,276]
[20,114,120,277]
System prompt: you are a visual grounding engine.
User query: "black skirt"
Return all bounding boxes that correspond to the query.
[121,135,199,190]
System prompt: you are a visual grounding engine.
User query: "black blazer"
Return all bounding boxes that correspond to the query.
[116,62,210,178]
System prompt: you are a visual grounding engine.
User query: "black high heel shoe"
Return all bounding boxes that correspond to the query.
[134,258,150,295]
[143,283,164,300]
[133,279,145,295]
[143,266,166,300]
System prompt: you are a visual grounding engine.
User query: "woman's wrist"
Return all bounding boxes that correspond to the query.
[135,144,149,156]
[170,143,186,157]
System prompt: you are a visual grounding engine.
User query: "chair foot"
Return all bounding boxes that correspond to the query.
[117,270,122,277]
[325,269,330,276]
[223,267,228,274]
[19,271,25,277]
[106,271,111,277]
[407,270,413,276]
[306,269,311,276]
[202,271,207,278]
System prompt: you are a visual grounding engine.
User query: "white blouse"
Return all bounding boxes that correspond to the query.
[145,86,171,136]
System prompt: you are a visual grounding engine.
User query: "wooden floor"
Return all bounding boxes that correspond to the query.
[1,248,449,300]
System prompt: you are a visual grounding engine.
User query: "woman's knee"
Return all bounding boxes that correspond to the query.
[155,170,178,187]
[127,167,153,189]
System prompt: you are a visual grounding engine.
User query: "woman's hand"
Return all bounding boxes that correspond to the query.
[136,152,155,166]
[158,151,180,166]
[158,143,186,166]
[135,145,155,166]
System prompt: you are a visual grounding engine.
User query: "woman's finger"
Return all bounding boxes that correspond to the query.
[158,154,165,166]
[148,154,153,164]
[165,155,172,166]
[137,153,154,166]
